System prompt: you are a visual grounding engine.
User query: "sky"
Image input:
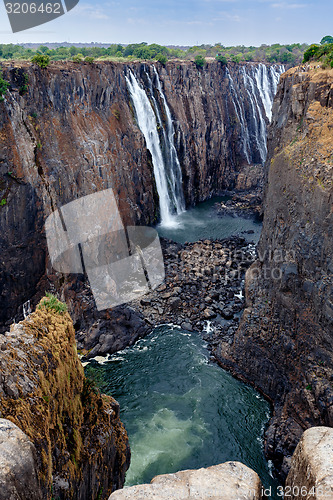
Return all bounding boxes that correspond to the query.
[0,0,332,46]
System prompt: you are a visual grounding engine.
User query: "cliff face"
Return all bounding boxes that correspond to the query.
[0,60,278,330]
[0,296,130,499]
[216,66,333,478]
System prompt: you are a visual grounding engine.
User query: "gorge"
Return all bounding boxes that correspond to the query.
[0,59,332,499]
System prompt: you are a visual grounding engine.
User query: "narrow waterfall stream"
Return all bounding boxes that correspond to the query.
[227,64,284,164]
[126,69,185,226]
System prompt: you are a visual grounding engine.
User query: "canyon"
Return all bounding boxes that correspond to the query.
[0,59,332,498]
[217,65,333,479]
[0,59,281,330]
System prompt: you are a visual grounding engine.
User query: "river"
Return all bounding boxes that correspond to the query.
[84,197,280,498]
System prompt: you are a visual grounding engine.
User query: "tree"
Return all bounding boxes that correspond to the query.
[72,53,84,63]
[320,36,333,45]
[156,53,167,66]
[216,54,227,65]
[194,54,206,68]
[31,54,50,68]
[0,72,9,101]
[38,45,49,54]
[303,44,320,63]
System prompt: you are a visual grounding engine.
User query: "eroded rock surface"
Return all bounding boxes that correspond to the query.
[216,66,333,479]
[286,427,333,499]
[0,419,42,500]
[0,297,130,499]
[109,462,264,500]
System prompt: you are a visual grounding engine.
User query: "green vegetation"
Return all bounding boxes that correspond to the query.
[303,38,333,68]
[0,198,7,206]
[156,53,167,66]
[0,71,9,101]
[31,53,50,68]
[195,54,206,68]
[39,292,68,314]
[216,54,228,65]
[321,35,333,45]
[0,41,310,66]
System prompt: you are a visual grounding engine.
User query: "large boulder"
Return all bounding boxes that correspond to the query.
[285,427,333,499]
[109,462,264,499]
[0,419,42,500]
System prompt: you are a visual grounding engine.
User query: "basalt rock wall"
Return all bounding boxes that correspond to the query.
[216,65,333,479]
[0,297,130,499]
[0,60,279,329]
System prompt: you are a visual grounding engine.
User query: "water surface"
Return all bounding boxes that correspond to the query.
[85,326,279,496]
[157,196,262,244]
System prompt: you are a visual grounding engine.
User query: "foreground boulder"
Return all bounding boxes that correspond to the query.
[286,427,333,499]
[0,295,130,499]
[109,462,264,499]
[0,419,42,500]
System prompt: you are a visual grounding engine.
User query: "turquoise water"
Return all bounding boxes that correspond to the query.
[157,196,262,244]
[84,198,280,498]
[85,326,279,497]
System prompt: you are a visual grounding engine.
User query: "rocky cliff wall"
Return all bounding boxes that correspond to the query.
[216,65,333,479]
[0,295,130,499]
[0,60,278,330]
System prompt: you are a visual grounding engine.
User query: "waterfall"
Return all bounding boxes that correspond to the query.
[153,67,185,215]
[227,64,284,164]
[226,68,251,164]
[241,66,267,164]
[253,63,285,121]
[23,299,31,319]
[125,68,185,226]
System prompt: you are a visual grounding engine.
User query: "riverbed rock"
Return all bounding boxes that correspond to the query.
[0,419,42,500]
[285,427,333,499]
[109,462,265,499]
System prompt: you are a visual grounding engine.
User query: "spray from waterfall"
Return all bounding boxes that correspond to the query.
[125,68,185,227]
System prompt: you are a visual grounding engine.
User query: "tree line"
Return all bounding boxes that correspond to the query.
[0,41,311,65]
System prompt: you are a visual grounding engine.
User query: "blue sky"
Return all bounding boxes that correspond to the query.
[0,0,332,46]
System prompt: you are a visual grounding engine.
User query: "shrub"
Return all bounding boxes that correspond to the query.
[39,293,68,314]
[72,53,83,63]
[303,44,320,63]
[19,84,28,95]
[0,72,9,101]
[84,56,95,64]
[31,54,50,68]
[194,54,206,68]
[321,35,333,45]
[156,53,167,66]
[216,54,228,65]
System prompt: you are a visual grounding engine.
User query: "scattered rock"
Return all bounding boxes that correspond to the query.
[169,297,182,309]
[203,309,217,319]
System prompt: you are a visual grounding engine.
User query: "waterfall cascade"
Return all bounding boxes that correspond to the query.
[227,63,284,165]
[126,63,284,224]
[126,69,184,226]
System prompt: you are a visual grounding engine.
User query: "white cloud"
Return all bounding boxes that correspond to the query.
[213,11,242,22]
[70,4,110,20]
[271,2,307,8]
